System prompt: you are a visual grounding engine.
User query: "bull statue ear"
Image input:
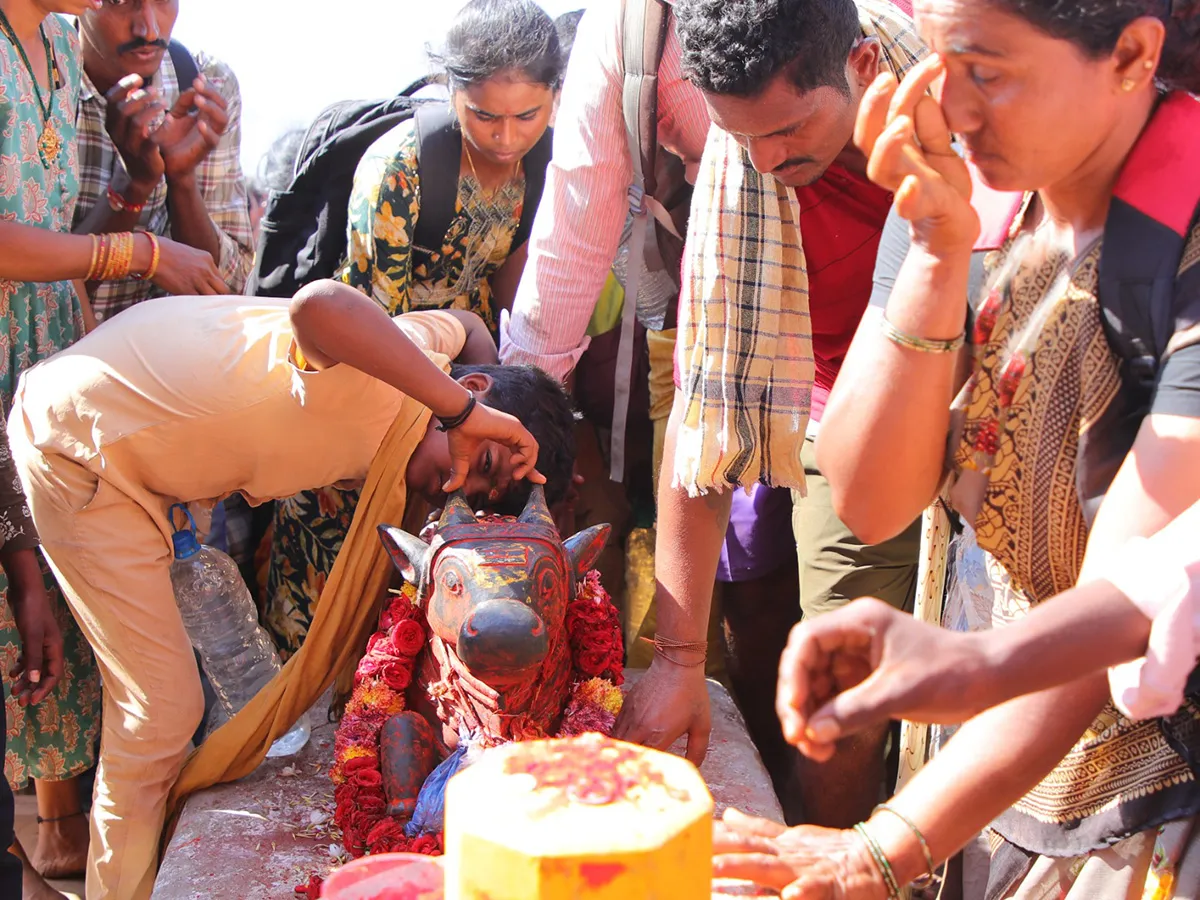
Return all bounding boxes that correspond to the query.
[563,523,611,581]
[378,524,432,586]
[438,490,476,529]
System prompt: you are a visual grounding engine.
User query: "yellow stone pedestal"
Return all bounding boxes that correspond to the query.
[445,734,714,900]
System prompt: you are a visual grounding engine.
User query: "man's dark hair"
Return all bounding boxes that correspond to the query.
[555,10,586,64]
[675,0,861,98]
[450,363,577,511]
[429,0,565,92]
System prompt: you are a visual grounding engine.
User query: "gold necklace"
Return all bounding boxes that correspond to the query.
[462,140,518,201]
[0,10,61,166]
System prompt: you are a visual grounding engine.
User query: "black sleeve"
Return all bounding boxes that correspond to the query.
[869,206,911,311]
[870,205,991,331]
[1152,342,1200,418]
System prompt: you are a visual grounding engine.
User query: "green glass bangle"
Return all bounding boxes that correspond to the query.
[853,821,902,900]
[873,803,939,888]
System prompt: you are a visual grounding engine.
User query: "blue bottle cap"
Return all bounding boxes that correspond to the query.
[169,503,202,560]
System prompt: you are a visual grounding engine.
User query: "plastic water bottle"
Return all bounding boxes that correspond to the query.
[168,504,310,758]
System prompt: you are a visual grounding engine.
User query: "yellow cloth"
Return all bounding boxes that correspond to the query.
[165,397,432,826]
[673,0,925,496]
[587,271,626,338]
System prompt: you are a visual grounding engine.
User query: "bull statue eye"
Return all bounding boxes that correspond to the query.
[539,567,557,599]
[443,569,463,596]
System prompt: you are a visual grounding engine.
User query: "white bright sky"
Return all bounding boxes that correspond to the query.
[170,0,587,180]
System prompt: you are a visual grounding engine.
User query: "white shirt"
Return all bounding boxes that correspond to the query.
[1105,500,1200,719]
[498,0,711,380]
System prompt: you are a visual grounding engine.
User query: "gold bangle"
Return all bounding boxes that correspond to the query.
[881,314,965,354]
[136,232,161,281]
[111,231,134,280]
[93,234,109,281]
[85,234,100,281]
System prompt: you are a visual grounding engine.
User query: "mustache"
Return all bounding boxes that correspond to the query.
[773,156,818,175]
[117,38,168,55]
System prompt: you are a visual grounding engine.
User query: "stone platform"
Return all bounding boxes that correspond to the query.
[154,672,783,899]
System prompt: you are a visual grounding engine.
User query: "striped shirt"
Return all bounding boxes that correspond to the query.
[498,0,710,381]
[73,49,254,322]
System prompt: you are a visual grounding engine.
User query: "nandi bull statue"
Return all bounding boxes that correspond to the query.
[369,485,612,835]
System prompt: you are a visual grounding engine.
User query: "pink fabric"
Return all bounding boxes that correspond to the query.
[1105,501,1200,720]
[498,0,711,380]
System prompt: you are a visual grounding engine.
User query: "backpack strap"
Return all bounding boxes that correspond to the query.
[412,102,463,261]
[1077,93,1200,518]
[513,127,553,251]
[1100,93,1200,396]
[609,0,671,483]
[167,40,199,92]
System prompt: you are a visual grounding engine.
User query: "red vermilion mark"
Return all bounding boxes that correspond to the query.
[579,862,626,888]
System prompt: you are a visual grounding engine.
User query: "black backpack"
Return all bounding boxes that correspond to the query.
[247,77,553,298]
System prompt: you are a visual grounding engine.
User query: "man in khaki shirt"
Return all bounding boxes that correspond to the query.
[8,279,575,900]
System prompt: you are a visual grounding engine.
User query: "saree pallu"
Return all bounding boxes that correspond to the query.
[948,212,1200,898]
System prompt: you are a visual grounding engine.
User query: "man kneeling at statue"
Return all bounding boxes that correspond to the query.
[5,278,575,900]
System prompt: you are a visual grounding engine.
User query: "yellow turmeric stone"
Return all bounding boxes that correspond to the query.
[444,733,713,900]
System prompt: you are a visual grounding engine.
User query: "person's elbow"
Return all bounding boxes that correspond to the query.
[816,436,915,546]
[289,278,357,325]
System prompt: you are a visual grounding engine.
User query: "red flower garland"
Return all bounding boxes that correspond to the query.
[300,563,624,896]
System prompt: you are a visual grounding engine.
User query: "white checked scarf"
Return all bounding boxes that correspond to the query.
[673,0,927,495]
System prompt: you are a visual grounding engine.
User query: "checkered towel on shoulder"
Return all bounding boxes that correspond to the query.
[673,0,926,495]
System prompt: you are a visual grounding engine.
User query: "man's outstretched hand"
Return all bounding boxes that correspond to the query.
[775,599,994,761]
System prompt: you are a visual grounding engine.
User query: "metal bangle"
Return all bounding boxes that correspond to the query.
[880,314,965,354]
[873,804,939,887]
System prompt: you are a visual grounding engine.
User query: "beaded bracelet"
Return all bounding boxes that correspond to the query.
[873,804,939,888]
[853,822,902,900]
[107,184,146,216]
[881,314,965,354]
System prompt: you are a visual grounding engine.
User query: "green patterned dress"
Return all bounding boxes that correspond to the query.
[0,15,101,788]
[263,112,524,655]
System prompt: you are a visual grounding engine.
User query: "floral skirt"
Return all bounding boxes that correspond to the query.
[1,558,101,789]
[263,486,361,658]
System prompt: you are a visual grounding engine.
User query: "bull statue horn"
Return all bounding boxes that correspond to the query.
[438,490,476,529]
[517,484,556,530]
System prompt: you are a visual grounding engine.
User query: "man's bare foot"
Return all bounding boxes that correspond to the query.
[11,840,66,900]
[30,814,89,880]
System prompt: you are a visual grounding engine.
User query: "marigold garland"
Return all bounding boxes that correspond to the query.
[299,559,624,896]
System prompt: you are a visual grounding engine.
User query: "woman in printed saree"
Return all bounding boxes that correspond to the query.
[707,1,1200,899]
[263,0,563,656]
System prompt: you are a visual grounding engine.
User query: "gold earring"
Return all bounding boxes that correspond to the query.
[1122,78,1136,92]
[1144,59,1155,70]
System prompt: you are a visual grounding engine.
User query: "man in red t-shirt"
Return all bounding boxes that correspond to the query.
[615,0,925,827]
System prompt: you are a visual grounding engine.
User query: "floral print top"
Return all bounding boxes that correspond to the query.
[341,115,525,334]
[0,13,85,400]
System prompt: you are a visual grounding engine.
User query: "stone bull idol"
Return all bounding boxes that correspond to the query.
[376,485,610,829]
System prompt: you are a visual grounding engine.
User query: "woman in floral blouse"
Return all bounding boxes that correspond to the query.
[264,0,563,655]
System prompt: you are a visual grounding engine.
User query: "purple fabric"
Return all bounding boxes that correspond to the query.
[717,484,795,583]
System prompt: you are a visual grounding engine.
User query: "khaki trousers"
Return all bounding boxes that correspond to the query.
[12,440,203,900]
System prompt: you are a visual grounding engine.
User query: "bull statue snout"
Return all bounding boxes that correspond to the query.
[457,598,549,684]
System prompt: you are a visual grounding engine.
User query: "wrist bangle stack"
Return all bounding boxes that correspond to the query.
[873,804,940,888]
[436,394,477,433]
[85,232,136,281]
[881,314,965,354]
[853,822,902,899]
